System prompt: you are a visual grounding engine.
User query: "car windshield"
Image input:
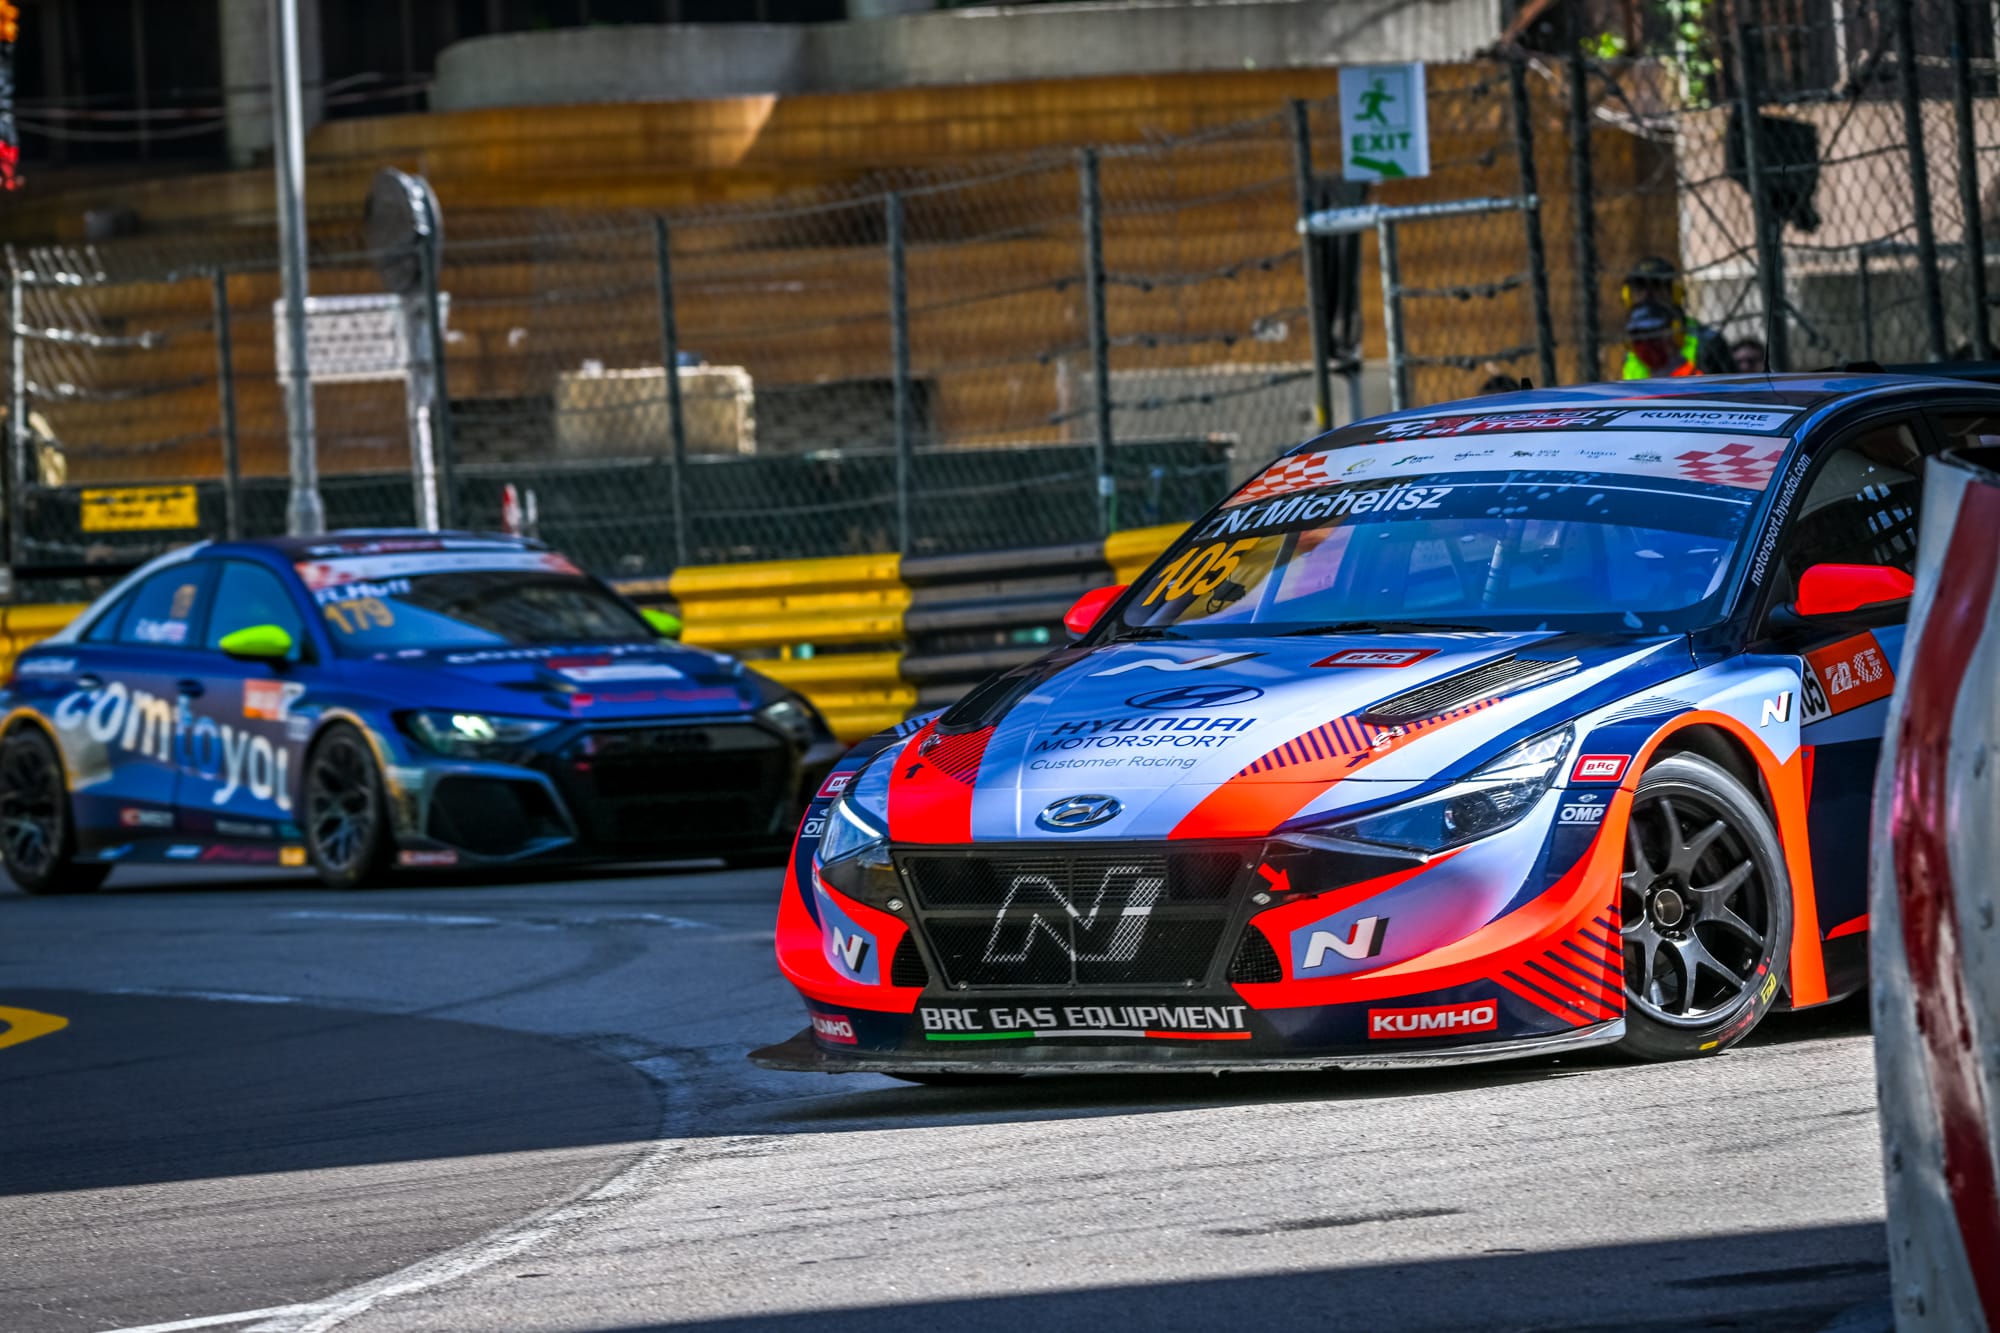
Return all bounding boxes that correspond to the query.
[1117,415,1792,637]
[295,549,652,654]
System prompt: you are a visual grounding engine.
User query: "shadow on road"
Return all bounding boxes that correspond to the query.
[588,1222,1888,1333]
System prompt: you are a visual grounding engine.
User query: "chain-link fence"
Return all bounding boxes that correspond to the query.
[6,16,1997,584]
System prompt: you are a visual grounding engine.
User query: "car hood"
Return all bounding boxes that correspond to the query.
[343,641,763,720]
[875,630,1692,842]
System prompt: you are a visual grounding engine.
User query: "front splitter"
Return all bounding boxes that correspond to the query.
[749,1019,1624,1076]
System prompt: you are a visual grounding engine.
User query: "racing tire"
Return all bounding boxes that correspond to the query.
[1616,753,1791,1061]
[0,726,109,896]
[303,723,395,891]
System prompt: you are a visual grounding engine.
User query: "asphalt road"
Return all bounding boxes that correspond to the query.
[0,864,1889,1333]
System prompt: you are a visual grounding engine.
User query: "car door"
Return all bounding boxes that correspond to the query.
[174,557,315,851]
[46,561,216,849]
[1758,413,1928,990]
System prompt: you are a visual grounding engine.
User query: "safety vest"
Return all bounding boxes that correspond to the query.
[1622,332,1702,379]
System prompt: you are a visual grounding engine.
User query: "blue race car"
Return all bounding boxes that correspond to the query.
[758,373,1996,1074]
[0,531,842,891]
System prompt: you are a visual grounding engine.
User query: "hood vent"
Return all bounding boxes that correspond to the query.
[1362,655,1581,725]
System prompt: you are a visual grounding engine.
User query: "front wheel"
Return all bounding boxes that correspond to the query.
[1617,753,1791,1061]
[303,724,394,890]
[0,726,108,895]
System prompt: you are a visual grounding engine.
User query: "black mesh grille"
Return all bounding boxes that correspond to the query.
[1364,656,1580,723]
[1227,926,1284,984]
[897,846,1246,990]
[890,934,931,988]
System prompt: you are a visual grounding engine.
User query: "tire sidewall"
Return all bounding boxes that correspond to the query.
[1617,752,1792,1061]
[302,723,393,890]
[0,725,105,895]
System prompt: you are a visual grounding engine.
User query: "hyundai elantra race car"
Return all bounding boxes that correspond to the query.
[0,531,840,891]
[755,373,1995,1075]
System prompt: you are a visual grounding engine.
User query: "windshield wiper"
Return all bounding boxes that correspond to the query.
[1276,620,1493,636]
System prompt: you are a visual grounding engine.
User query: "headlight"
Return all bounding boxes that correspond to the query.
[815,784,898,903]
[760,696,826,746]
[403,710,559,759]
[1311,724,1574,854]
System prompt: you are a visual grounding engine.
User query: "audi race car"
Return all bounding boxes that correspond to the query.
[756,372,1991,1077]
[0,531,841,892]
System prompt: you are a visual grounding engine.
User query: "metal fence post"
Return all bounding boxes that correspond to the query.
[1079,147,1115,536]
[1565,46,1602,381]
[420,230,457,530]
[1290,100,1335,429]
[1377,218,1408,410]
[887,192,914,555]
[212,269,243,539]
[1734,20,1791,370]
[1508,59,1560,389]
[1859,244,1877,362]
[1891,0,1949,361]
[1951,0,1991,359]
[5,248,20,573]
[651,215,690,567]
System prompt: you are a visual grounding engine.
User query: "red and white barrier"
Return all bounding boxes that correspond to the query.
[1871,446,2000,1331]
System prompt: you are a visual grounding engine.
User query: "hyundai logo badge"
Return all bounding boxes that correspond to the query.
[1126,683,1264,710]
[1037,794,1123,831]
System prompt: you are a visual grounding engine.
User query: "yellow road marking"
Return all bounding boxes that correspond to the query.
[0,1005,69,1051]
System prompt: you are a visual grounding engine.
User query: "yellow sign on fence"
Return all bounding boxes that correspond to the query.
[79,485,200,533]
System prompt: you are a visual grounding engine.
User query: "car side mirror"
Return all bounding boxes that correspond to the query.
[1794,563,1914,617]
[642,607,683,639]
[218,624,295,661]
[1063,584,1128,638]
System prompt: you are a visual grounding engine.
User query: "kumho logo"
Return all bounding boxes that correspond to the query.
[53,681,293,810]
[1367,1000,1499,1039]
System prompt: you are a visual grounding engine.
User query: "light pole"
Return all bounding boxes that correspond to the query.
[273,0,323,535]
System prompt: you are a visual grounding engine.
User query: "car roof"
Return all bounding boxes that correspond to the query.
[1298,371,2000,458]
[202,528,541,562]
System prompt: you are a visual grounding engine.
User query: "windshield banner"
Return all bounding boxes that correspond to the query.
[295,550,582,591]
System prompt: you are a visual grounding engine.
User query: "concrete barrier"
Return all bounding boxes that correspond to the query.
[1870,445,2000,1331]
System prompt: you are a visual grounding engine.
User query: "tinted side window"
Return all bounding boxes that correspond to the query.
[1774,422,1924,602]
[1932,411,2000,452]
[205,561,306,652]
[115,565,213,649]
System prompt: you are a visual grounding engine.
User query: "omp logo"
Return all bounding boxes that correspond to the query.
[1368,1000,1500,1038]
[810,1012,858,1044]
[982,865,1163,966]
[1760,691,1793,727]
[1299,917,1389,970]
[1559,803,1608,825]
[1570,754,1630,783]
[832,928,871,975]
[1126,684,1264,710]
[1091,651,1259,677]
[1313,648,1438,669]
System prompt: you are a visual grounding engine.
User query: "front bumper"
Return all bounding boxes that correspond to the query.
[750,1018,1624,1075]
[384,717,843,864]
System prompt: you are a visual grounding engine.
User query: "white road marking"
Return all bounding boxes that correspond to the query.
[245,1055,690,1333]
[278,911,500,927]
[96,1303,330,1333]
[107,988,300,1005]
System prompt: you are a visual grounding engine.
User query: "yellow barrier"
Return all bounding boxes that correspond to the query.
[0,603,86,680]
[1104,523,1186,586]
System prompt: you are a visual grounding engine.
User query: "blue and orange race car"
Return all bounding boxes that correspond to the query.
[756,373,1998,1075]
[0,531,840,891]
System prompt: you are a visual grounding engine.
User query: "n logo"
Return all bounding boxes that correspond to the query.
[1091,651,1260,677]
[833,928,871,974]
[1760,691,1794,727]
[1300,916,1389,971]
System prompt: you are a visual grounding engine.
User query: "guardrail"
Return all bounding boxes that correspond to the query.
[1870,445,2000,1331]
[0,524,1188,744]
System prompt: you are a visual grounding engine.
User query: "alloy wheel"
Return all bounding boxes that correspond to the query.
[1619,788,1772,1025]
[308,733,378,873]
[0,739,61,878]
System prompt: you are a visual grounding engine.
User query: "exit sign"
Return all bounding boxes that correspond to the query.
[1340,63,1430,182]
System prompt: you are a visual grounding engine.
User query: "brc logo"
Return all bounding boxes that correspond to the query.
[1368,1000,1500,1039]
[810,1012,858,1044]
[1313,647,1439,669]
[816,772,854,800]
[1571,754,1630,784]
